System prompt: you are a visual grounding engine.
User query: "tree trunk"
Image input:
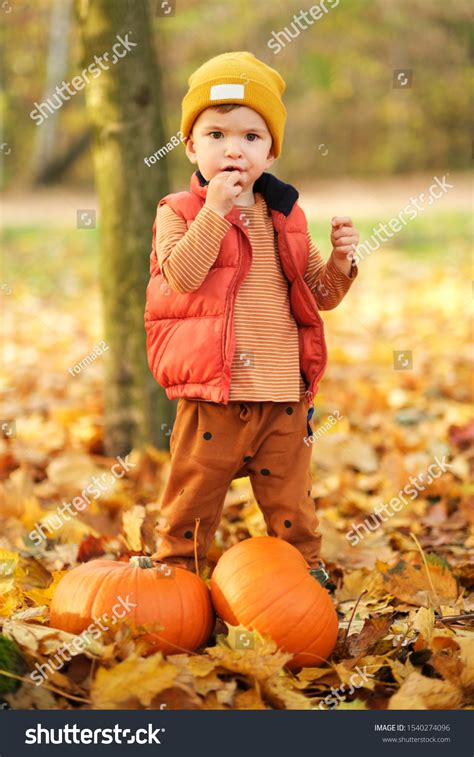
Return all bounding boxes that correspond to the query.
[75,0,173,455]
[32,0,73,182]
[35,129,93,184]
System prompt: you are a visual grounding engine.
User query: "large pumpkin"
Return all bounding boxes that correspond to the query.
[50,556,214,655]
[210,536,338,670]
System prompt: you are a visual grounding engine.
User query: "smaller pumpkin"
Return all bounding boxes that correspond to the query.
[50,556,214,655]
[210,536,339,670]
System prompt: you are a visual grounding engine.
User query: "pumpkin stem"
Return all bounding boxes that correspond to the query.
[129,556,154,569]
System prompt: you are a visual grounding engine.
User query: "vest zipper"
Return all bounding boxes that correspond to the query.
[276,226,327,405]
[222,231,243,403]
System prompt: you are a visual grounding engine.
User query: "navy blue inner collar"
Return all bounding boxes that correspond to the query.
[195,169,298,217]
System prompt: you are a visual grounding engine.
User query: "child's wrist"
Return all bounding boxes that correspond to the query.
[204,201,227,219]
[331,250,354,276]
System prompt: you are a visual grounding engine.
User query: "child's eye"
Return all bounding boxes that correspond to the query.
[209,131,222,139]
[246,134,258,141]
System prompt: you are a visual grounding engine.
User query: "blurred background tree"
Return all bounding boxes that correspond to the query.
[75,0,171,454]
[1,0,471,190]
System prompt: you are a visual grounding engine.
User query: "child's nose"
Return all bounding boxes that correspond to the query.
[224,140,243,158]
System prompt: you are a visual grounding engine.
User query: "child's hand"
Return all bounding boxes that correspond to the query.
[205,170,243,218]
[330,216,359,273]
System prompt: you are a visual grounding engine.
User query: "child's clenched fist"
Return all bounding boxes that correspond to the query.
[330,216,360,275]
[205,170,244,218]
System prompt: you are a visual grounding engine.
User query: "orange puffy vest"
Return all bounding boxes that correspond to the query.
[144,170,328,406]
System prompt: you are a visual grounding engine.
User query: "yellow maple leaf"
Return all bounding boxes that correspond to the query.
[91,652,177,709]
[23,570,67,607]
[206,633,291,681]
[388,672,463,710]
[335,699,369,710]
[262,675,312,710]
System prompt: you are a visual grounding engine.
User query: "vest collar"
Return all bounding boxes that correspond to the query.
[190,169,299,217]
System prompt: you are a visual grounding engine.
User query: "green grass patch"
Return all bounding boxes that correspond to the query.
[2,226,100,299]
[308,210,471,259]
[2,209,471,300]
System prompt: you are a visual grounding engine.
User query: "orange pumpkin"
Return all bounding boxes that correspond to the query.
[50,556,214,655]
[210,536,338,670]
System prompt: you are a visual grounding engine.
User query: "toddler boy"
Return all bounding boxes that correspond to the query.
[144,51,359,576]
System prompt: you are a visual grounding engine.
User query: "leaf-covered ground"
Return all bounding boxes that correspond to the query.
[1,214,472,710]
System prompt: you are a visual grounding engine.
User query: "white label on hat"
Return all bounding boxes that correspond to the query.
[210,83,245,100]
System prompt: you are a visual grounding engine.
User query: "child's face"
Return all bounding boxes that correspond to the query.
[185,106,275,192]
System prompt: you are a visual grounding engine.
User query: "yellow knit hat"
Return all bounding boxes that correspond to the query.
[180,51,287,158]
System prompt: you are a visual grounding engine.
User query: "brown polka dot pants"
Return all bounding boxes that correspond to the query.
[154,399,321,571]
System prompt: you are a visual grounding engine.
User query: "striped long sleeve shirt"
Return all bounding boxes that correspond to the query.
[154,191,358,401]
